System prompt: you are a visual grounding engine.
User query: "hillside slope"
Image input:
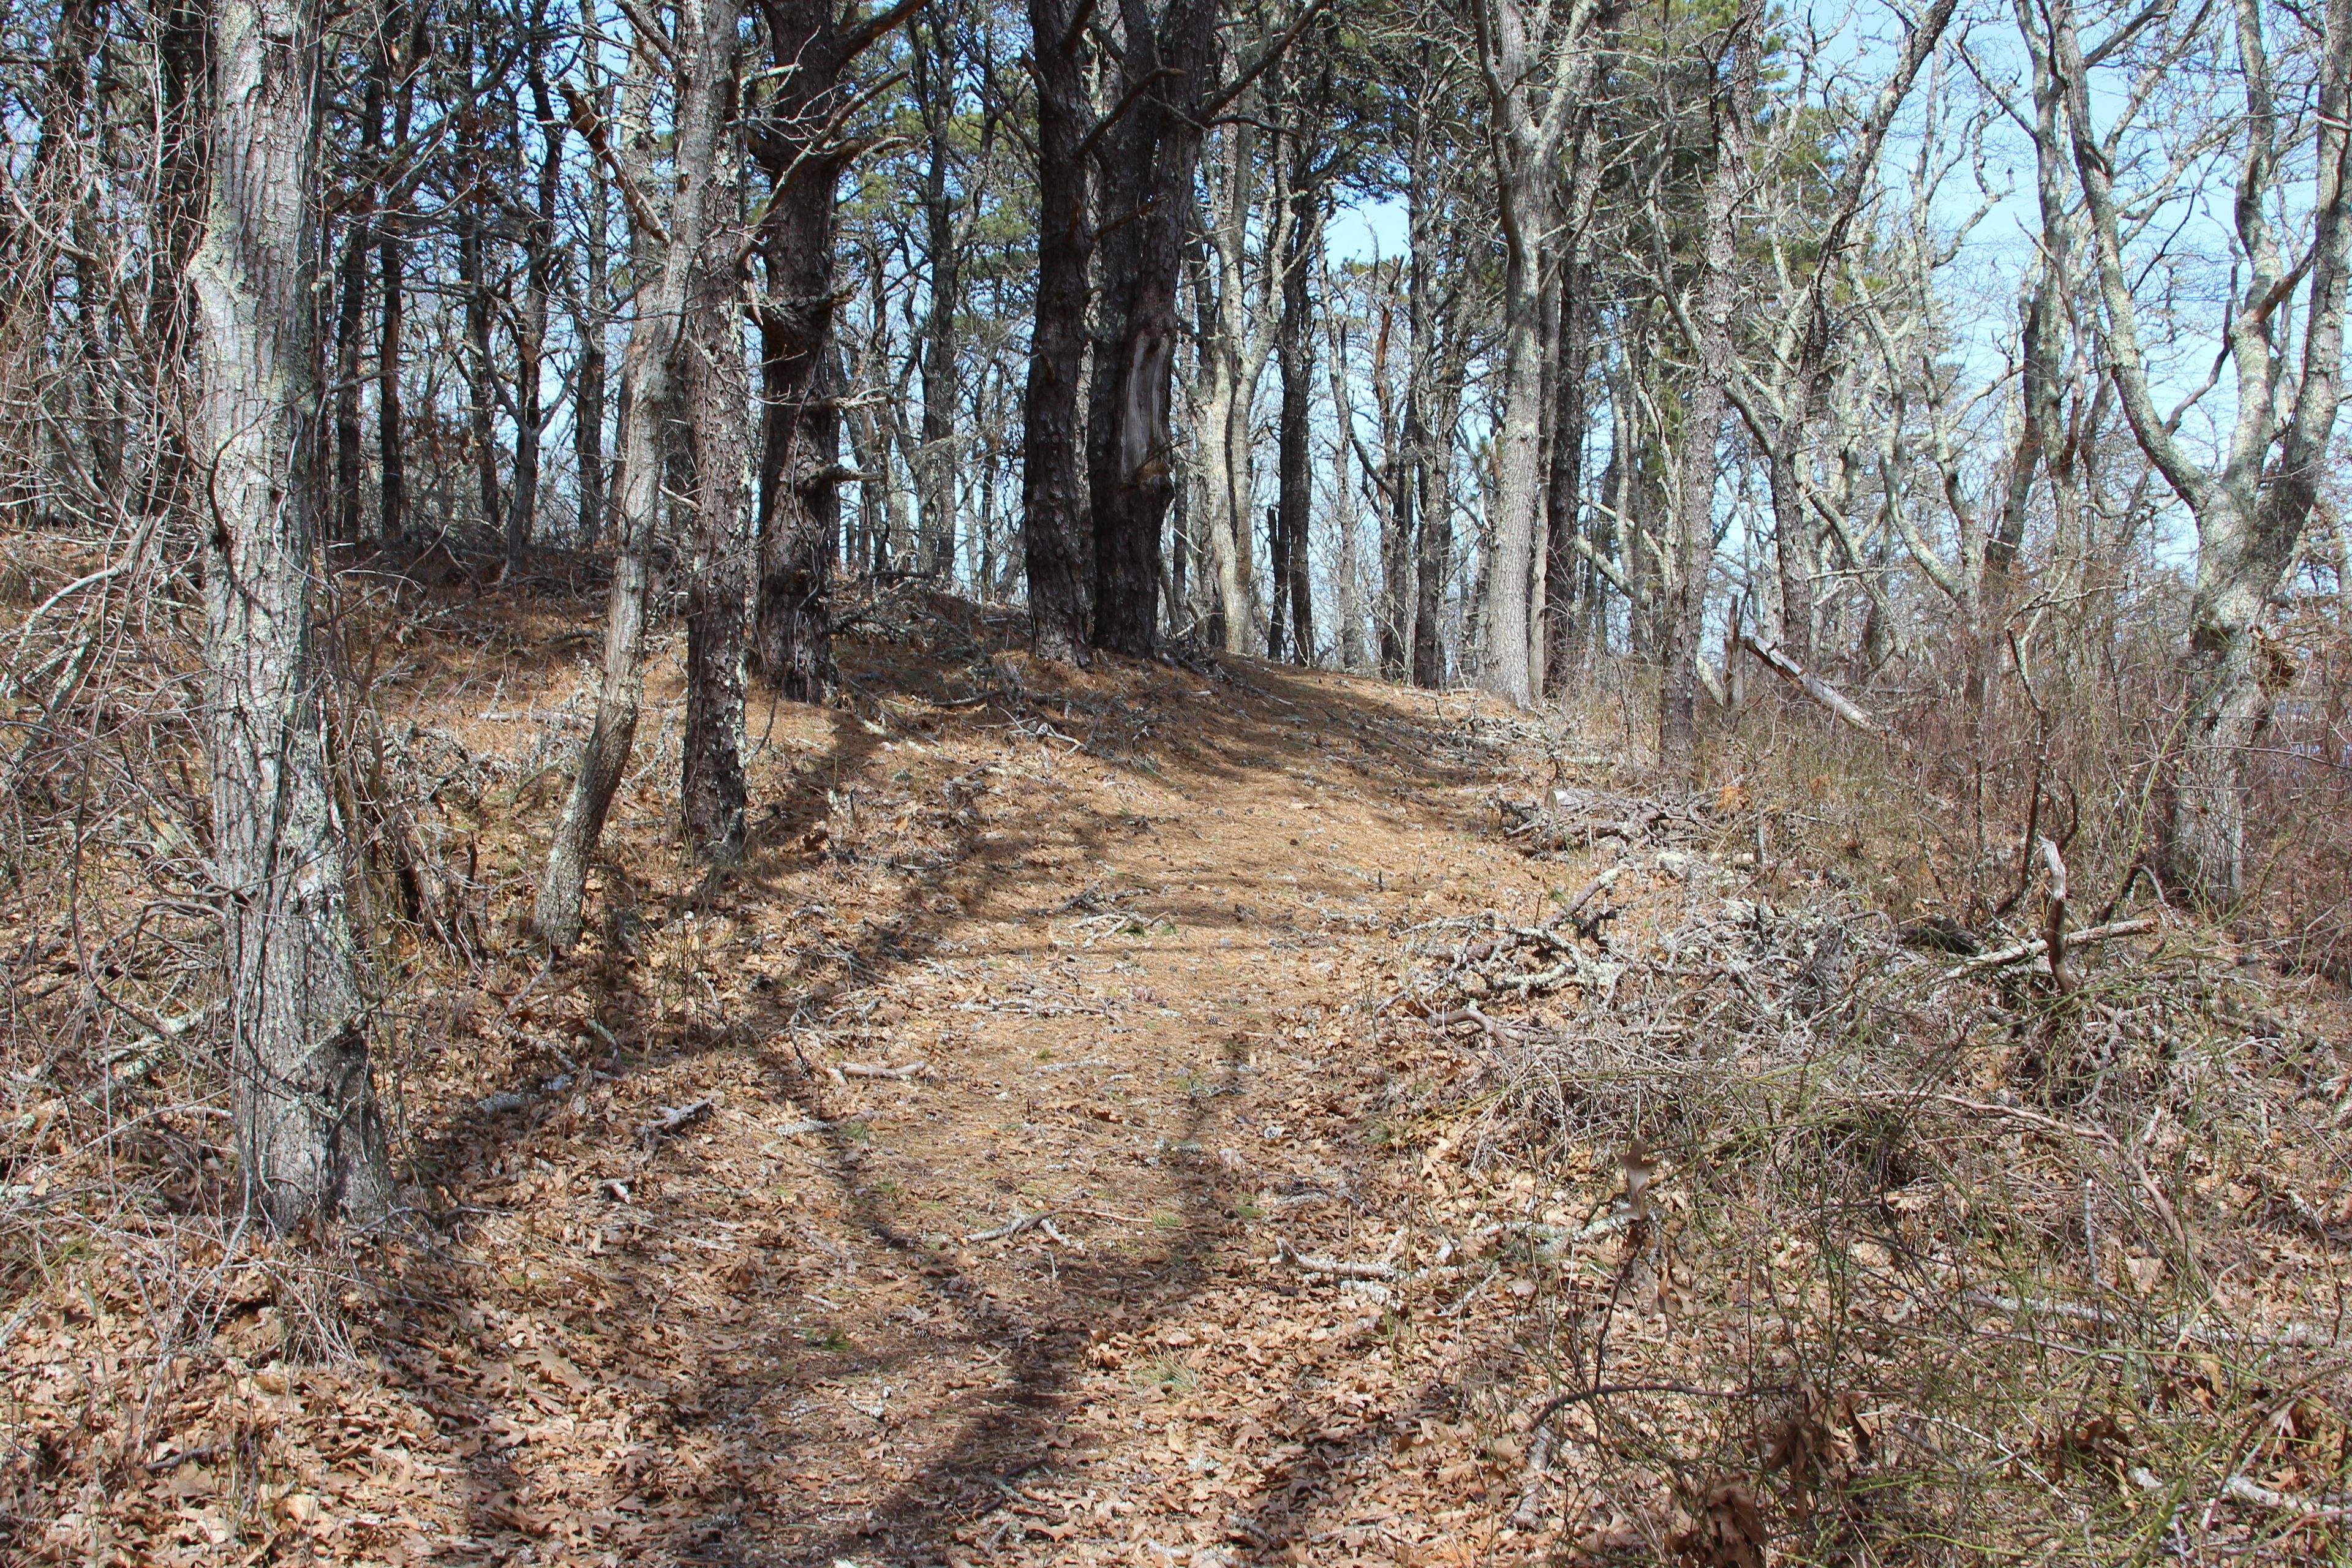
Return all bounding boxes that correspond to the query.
[6,582,2347,1566]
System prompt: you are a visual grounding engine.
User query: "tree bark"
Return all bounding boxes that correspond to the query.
[1368,282,1411,677]
[192,0,391,1229]
[332,35,386,545]
[914,13,962,577]
[375,233,407,543]
[1410,366,1457,690]
[502,73,553,561]
[1404,153,1444,688]
[135,0,208,529]
[1194,115,1268,654]
[1659,0,1761,782]
[1326,290,1365,670]
[1474,0,1600,709]
[747,0,911,698]
[1021,0,1095,663]
[1274,125,1321,665]
[505,61,565,565]
[571,0,612,545]
[537,0,737,952]
[375,0,421,546]
[1543,273,1590,691]
[680,62,750,861]
[454,21,503,537]
[1085,0,1223,659]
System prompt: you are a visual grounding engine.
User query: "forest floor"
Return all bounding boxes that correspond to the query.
[7,571,2352,1566]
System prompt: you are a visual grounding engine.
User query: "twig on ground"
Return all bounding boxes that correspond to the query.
[637,1099,714,1149]
[1962,1291,2344,1349]
[2219,1474,2352,1518]
[839,1059,925,1080]
[967,1211,1044,1243]
[1275,1237,1398,1280]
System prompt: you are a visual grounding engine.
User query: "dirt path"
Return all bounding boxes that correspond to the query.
[39,596,2348,1567]
[294,631,1580,1568]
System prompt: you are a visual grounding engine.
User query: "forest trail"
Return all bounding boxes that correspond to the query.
[24,581,2352,1567]
[289,590,1584,1567]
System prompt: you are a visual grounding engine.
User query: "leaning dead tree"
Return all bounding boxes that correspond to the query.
[192,0,391,1227]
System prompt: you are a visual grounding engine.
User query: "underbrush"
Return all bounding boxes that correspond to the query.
[1435,699,2352,1562]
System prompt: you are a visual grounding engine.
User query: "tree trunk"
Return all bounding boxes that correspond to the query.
[455,23,503,536]
[192,0,391,1229]
[537,0,737,952]
[681,76,750,861]
[1193,118,1267,655]
[1371,290,1412,677]
[572,0,612,545]
[1275,145,1320,665]
[1021,0,1095,663]
[332,40,385,544]
[135,0,207,526]
[1409,301,1466,690]
[1085,0,1223,659]
[505,64,564,565]
[1543,276,1591,689]
[1659,0,1760,782]
[1326,298,1366,671]
[846,342,907,571]
[1474,0,1600,709]
[874,352,921,562]
[375,1,422,546]
[1410,373,1455,689]
[1266,505,1288,657]
[914,15,962,577]
[1401,119,1461,691]
[2039,0,2352,904]
[748,0,906,698]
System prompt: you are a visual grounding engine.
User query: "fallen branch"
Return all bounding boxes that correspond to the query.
[2130,1466,2352,1518]
[637,1099,714,1148]
[1428,1003,1551,1042]
[1495,961,1575,995]
[1963,1291,2343,1350]
[2219,1474,2352,1518]
[101,1000,224,1086]
[1740,633,1885,734]
[1938,916,2157,981]
[1507,1423,1556,1531]
[1522,1379,1797,1432]
[839,1059,925,1080]
[1275,1237,1398,1280]
[1556,865,1623,922]
[2040,837,2073,995]
[967,1211,1042,1242]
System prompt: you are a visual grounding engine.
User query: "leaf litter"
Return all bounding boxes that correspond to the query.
[2,580,2348,1565]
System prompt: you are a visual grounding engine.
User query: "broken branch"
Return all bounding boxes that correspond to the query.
[1740,633,1886,734]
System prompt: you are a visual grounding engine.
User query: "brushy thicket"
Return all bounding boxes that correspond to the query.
[1418,582,2352,1560]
